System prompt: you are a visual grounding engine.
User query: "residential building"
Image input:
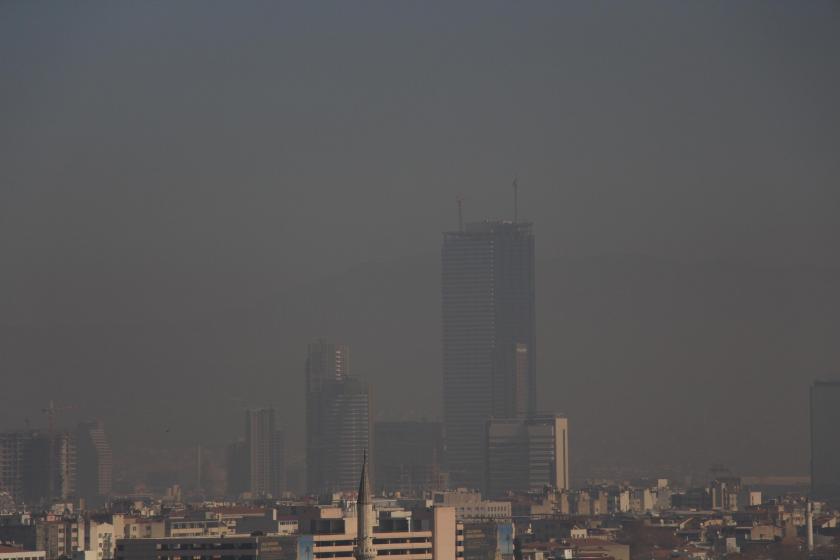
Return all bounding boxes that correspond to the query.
[431,489,511,522]
[115,535,297,560]
[0,544,46,560]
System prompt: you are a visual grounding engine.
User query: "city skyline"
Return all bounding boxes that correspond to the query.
[2,0,839,490]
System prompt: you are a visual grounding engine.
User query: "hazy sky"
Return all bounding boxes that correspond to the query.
[2,1,838,480]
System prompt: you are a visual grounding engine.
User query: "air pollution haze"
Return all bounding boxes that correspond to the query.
[1,1,839,489]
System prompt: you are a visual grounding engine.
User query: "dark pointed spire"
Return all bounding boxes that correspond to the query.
[354,448,376,560]
[357,448,370,506]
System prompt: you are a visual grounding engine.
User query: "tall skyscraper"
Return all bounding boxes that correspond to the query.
[442,220,536,488]
[245,408,285,497]
[306,339,372,494]
[75,420,112,505]
[485,414,568,498]
[811,380,840,503]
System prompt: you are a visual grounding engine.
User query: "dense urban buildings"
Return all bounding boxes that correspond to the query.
[442,220,536,489]
[373,421,445,496]
[485,414,569,498]
[811,380,840,504]
[0,424,111,507]
[305,339,372,495]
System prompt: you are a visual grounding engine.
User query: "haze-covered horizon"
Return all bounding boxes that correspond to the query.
[2,1,839,485]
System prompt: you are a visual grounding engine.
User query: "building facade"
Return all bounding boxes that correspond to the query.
[486,415,568,497]
[442,221,536,489]
[305,340,372,494]
[75,421,112,506]
[245,409,285,497]
[811,380,840,504]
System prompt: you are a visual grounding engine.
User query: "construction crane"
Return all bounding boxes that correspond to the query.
[456,195,464,232]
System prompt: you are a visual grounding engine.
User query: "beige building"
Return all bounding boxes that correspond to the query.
[431,489,511,521]
[297,505,463,560]
[0,545,46,560]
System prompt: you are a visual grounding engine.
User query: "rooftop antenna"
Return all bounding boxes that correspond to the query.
[456,195,464,232]
[513,176,519,223]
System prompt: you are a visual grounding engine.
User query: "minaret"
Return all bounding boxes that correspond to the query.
[354,450,376,560]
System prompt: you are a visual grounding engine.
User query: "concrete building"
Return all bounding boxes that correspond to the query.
[297,506,463,560]
[0,432,28,503]
[225,440,250,497]
[35,518,85,560]
[305,339,372,494]
[374,422,445,496]
[0,544,46,560]
[75,421,112,506]
[115,535,297,560]
[442,221,536,489]
[11,432,76,505]
[811,380,840,504]
[245,409,285,497]
[85,522,114,560]
[485,415,568,497]
[431,489,511,522]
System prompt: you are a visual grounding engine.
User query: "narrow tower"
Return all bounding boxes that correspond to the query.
[354,450,376,560]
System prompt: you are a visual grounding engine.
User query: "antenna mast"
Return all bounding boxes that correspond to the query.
[456,195,464,232]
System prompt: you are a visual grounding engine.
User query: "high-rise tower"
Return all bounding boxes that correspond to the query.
[442,220,535,489]
[245,408,284,497]
[75,420,112,505]
[306,339,372,494]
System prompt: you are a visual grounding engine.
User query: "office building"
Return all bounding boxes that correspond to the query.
[486,415,569,497]
[115,535,298,560]
[811,380,840,503]
[245,409,285,497]
[442,220,536,488]
[297,504,463,560]
[225,440,249,497]
[306,340,372,494]
[75,420,112,505]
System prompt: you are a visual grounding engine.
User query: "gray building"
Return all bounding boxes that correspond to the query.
[245,409,285,497]
[75,420,112,505]
[0,432,28,503]
[811,380,840,504]
[485,414,568,498]
[306,340,372,494]
[442,221,536,489]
